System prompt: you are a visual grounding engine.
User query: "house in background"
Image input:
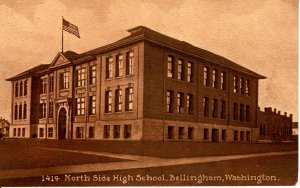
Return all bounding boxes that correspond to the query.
[257,107,293,142]
[0,117,10,137]
[6,26,266,142]
[292,122,298,142]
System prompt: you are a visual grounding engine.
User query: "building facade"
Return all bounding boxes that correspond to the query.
[257,107,293,142]
[6,26,266,142]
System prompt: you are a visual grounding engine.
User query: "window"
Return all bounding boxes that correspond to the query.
[89,65,96,85]
[39,128,44,137]
[234,131,239,141]
[24,80,27,96]
[13,128,16,137]
[188,127,194,140]
[246,105,250,122]
[15,82,18,97]
[167,126,174,139]
[76,127,84,138]
[233,103,238,120]
[220,72,226,90]
[89,95,96,115]
[76,67,86,87]
[203,66,210,86]
[89,126,95,138]
[246,131,250,141]
[177,92,184,114]
[187,94,193,115]
[49,76,54,92]
[178,127,185,139]
[48,127,53,138]
[105,90,112,113]
[23,102,27,119]
[212,99,218,118]
[60,72,69,89]
[203,97,209,117]
[115,89,122,112]
[14,104,18,120]
[116,55,123,77]
[124,124,132,139]
[113,125,120,138]
[17,128,20,137]
[126,51,134,75]
[41,78,47,94]
[166,90,174,113]
[167,56,174,78]
[76,97,85,116]
[240,131,245,141]
[187,62,193,82]
[240,78,245,94]
[20,81,23,96]
[40,101,47,119]
[240,104,244,121]
[22,128,25,137]
[125,87,133,111]
[18,103,22,119]
[245,79,250,95]
[49,100,54,118]
[233,76,238,93]
[204,128,209,140]
[221,100,226,119]
[106,57,113,79]
[103,125,110,138]
[212,69,218,88]
[178,59,184,80]
[222,130,226,141]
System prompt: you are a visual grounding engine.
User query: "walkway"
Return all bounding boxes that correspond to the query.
[0,147,297,180]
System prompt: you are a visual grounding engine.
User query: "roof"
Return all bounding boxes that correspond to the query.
[7,26,266,81]
[6,64,50,81]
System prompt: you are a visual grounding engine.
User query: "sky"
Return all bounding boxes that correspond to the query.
[0,0,298,122]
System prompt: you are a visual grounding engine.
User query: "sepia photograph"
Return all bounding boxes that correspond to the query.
[0,0,298,186]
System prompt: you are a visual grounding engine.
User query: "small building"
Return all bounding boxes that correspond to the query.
[0,117,10,138]
[257,107,292,142]
[292,122,298,142]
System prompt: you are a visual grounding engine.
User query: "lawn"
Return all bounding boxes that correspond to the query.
[0,154,297,186]
[2,138,296,158]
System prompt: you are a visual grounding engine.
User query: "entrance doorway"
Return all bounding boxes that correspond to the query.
[212,129,219,142]
[58,108,67,139]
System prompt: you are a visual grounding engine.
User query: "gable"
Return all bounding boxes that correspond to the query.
[49,53,72,69]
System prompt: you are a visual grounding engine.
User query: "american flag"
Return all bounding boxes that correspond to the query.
[63,18,80,38]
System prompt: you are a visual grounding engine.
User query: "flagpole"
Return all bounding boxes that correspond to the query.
[62,16,64,53]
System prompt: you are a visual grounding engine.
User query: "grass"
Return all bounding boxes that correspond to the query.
[2,138,296,158]
[0,154,297,186]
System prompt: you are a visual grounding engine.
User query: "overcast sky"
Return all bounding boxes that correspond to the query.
[0,0,298,122]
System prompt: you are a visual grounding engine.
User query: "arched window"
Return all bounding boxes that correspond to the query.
[14,104,18,120]
[15,82,19,97]
[19,103,22,119]
[20,81,23,96]
[23,102,27,119]
[24,80,27,96]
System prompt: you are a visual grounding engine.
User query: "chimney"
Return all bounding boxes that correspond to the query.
[274,108,277,113]
[290,114,293,119]
[284,112,287,116]
[278,111,281,115]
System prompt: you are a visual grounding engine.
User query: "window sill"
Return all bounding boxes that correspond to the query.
[59,89,69,92]
[105,78,113,81]
[115,76,123,79]
[125,74,134,77]
[115,111,123,114]
[125,110,134,113]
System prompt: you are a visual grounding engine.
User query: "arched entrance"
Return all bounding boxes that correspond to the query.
[58,107,67,139]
